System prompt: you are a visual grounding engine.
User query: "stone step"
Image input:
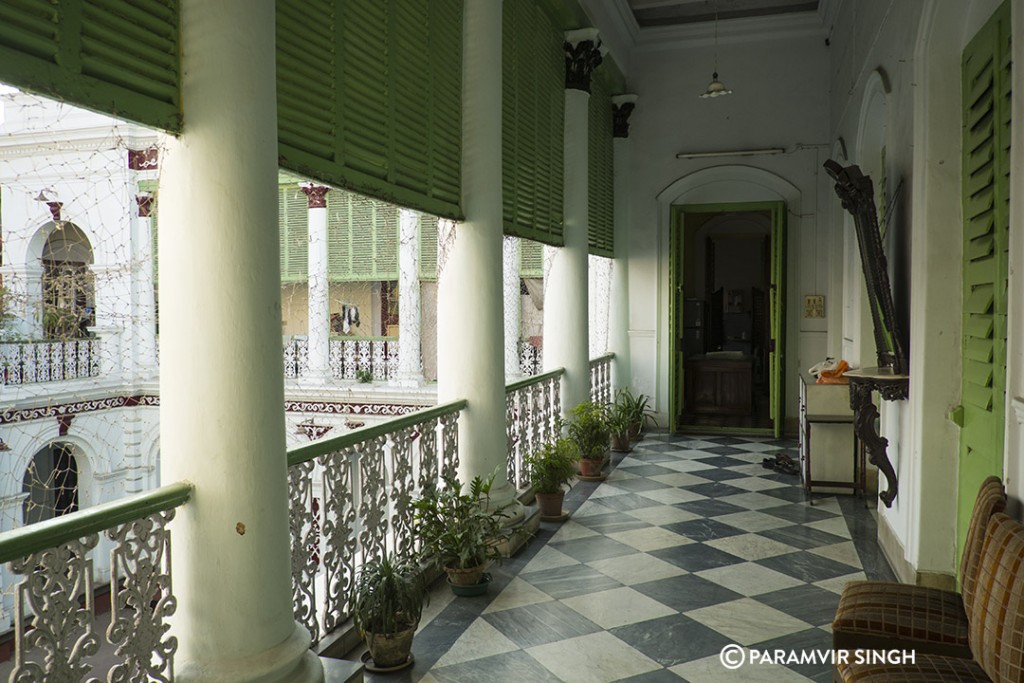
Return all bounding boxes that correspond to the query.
[321,655,363,683]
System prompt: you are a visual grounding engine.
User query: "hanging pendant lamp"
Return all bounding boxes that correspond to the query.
[700,3,733,98]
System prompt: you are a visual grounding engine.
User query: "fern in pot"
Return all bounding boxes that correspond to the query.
[352,552,426,670]
[565,401,611,479]
[619,388,658,440]
[607,398,633,453]
[525,437,578,520]
[412,472,511,594]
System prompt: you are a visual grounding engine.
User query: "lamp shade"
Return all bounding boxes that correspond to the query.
[700,73,733,99]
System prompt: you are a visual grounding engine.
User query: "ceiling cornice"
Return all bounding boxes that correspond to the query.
[578,0,639,76]
[634,11,827,51]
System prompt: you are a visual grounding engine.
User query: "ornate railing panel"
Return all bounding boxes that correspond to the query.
[590,353,614,406]
[517,339,541,377]
[0,339,101,385]
[287,400,465,645]
[505,369,563,490]
[328,337,398,381]
[0,483,191,682]
[283,335,308,379]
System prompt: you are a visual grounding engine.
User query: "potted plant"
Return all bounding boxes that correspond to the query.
[412,472,510,595]
[565,401,610,480]
[618,389,658,440]
[351,552,426,671]
[525,437,578,520]
[607,398,633,453]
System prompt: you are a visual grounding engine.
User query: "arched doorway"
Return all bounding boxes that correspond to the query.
[22,442,80,524]
[41,222,94,339]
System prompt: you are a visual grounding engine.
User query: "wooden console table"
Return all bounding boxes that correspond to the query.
[845,367,909,508]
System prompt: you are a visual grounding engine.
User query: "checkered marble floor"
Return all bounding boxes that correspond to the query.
[370,432,896,683]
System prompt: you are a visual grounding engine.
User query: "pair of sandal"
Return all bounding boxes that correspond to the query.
[762,453,800,476]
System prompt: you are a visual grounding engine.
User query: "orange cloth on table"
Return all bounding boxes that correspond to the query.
[817,359,850,384]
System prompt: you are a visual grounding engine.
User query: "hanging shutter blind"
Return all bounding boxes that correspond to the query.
[276,0,463,220]
[961,6,1010,415]
[588,71,615,257]
[279,187,309,282]
[0,0,180,132]
[502,0,565,247]
[419,215,438,281]
[326,190,400,282]
[520,239,544,278]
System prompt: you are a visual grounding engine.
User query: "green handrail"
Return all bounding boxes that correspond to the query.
[0,482,193,565]
[287,398,468,468]
[505,367,565,395]
[589,352,615,366]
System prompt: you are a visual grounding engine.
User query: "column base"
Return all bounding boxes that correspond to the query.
[175,622,324,683]
[390,372,424,388]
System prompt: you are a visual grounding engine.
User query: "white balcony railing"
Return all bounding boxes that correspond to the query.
[283,336,399,382]
[0,339,101,385]
[505,368,562,490]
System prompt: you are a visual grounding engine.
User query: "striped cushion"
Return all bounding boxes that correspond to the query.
[968,514,1024,683]
[836,653,991,682]
[833,581,971,658]
[961,477,1007,614]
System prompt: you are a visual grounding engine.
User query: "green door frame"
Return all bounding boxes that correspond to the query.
[669,201,787,436]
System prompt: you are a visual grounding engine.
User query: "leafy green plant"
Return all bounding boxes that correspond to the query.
[564,401,610,461]
[606,398,633,437]
[356,368,374,383]
[352,552,427,635]
[617,388,658,433]
[525,438,578,494]
[412,472,511,570]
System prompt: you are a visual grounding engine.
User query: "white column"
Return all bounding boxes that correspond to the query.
[89,264,126,383]
[503,236,521,379]
[544,29,602,412]
[158,1,321,681]
[132,195,158,379]
[437,0,522,521]
[395,208,422,385]
[609,94,636,392]
[0,264,44,339]
[302,185,330,382]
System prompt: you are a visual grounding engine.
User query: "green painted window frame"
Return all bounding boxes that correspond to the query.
[501,0,565,248]
[0,0,182,133]
[588,69,615,257]
[276,0,464,221]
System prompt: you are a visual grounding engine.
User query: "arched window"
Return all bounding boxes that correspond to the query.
[41,222,95,339]
[22,442,80,525]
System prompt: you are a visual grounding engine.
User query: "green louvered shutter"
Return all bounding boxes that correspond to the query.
[419,215,438,281]
[520,239,544,278]
[326,190,399,282]
[956,0,1011,571]
[276,0,463,220]
[502,0,565,247]
[279,186,309,282]
[588,71,615,257]
[0,0,181,132]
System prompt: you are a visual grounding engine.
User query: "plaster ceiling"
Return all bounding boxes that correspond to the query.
[628,0,819,28]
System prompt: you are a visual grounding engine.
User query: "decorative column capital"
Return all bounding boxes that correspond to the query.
[128,147,159,170]
[300,184,330,209]
[564,28,603,93]
[136,194,154,218]
[611,94,638,138]
[46,201,63,222]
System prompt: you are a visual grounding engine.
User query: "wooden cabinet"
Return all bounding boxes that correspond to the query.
[799,373,861,495]
[685,357,752,416]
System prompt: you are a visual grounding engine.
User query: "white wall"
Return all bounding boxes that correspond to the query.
[623,31,830,427]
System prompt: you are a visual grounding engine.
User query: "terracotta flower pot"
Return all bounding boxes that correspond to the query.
[579,457,604,478]
[535,490,566,518]
[446,563,486,586]
[365,625,416,669]
[611,431,632,453]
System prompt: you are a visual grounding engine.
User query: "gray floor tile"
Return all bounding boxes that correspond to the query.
[675,499,750,518]
[756,551,864,583]
[482,600,603,648]
[757,525,849,551]
[681,482,749,499]
[631,573,744,612]
[662,518,746,542]
[752,584,842,626]
[519,563,624,599]
[573,511,653,534]
[551,535,642,563]
[650,542,746,572]
[612,613,736,667]
[430,649,565,683]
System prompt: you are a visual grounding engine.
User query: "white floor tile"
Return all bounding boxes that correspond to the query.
[561,586,677,629]
[527,631,662,683]
[686,597,811,645]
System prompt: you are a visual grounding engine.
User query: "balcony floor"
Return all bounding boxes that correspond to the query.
[378,432,895,682]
